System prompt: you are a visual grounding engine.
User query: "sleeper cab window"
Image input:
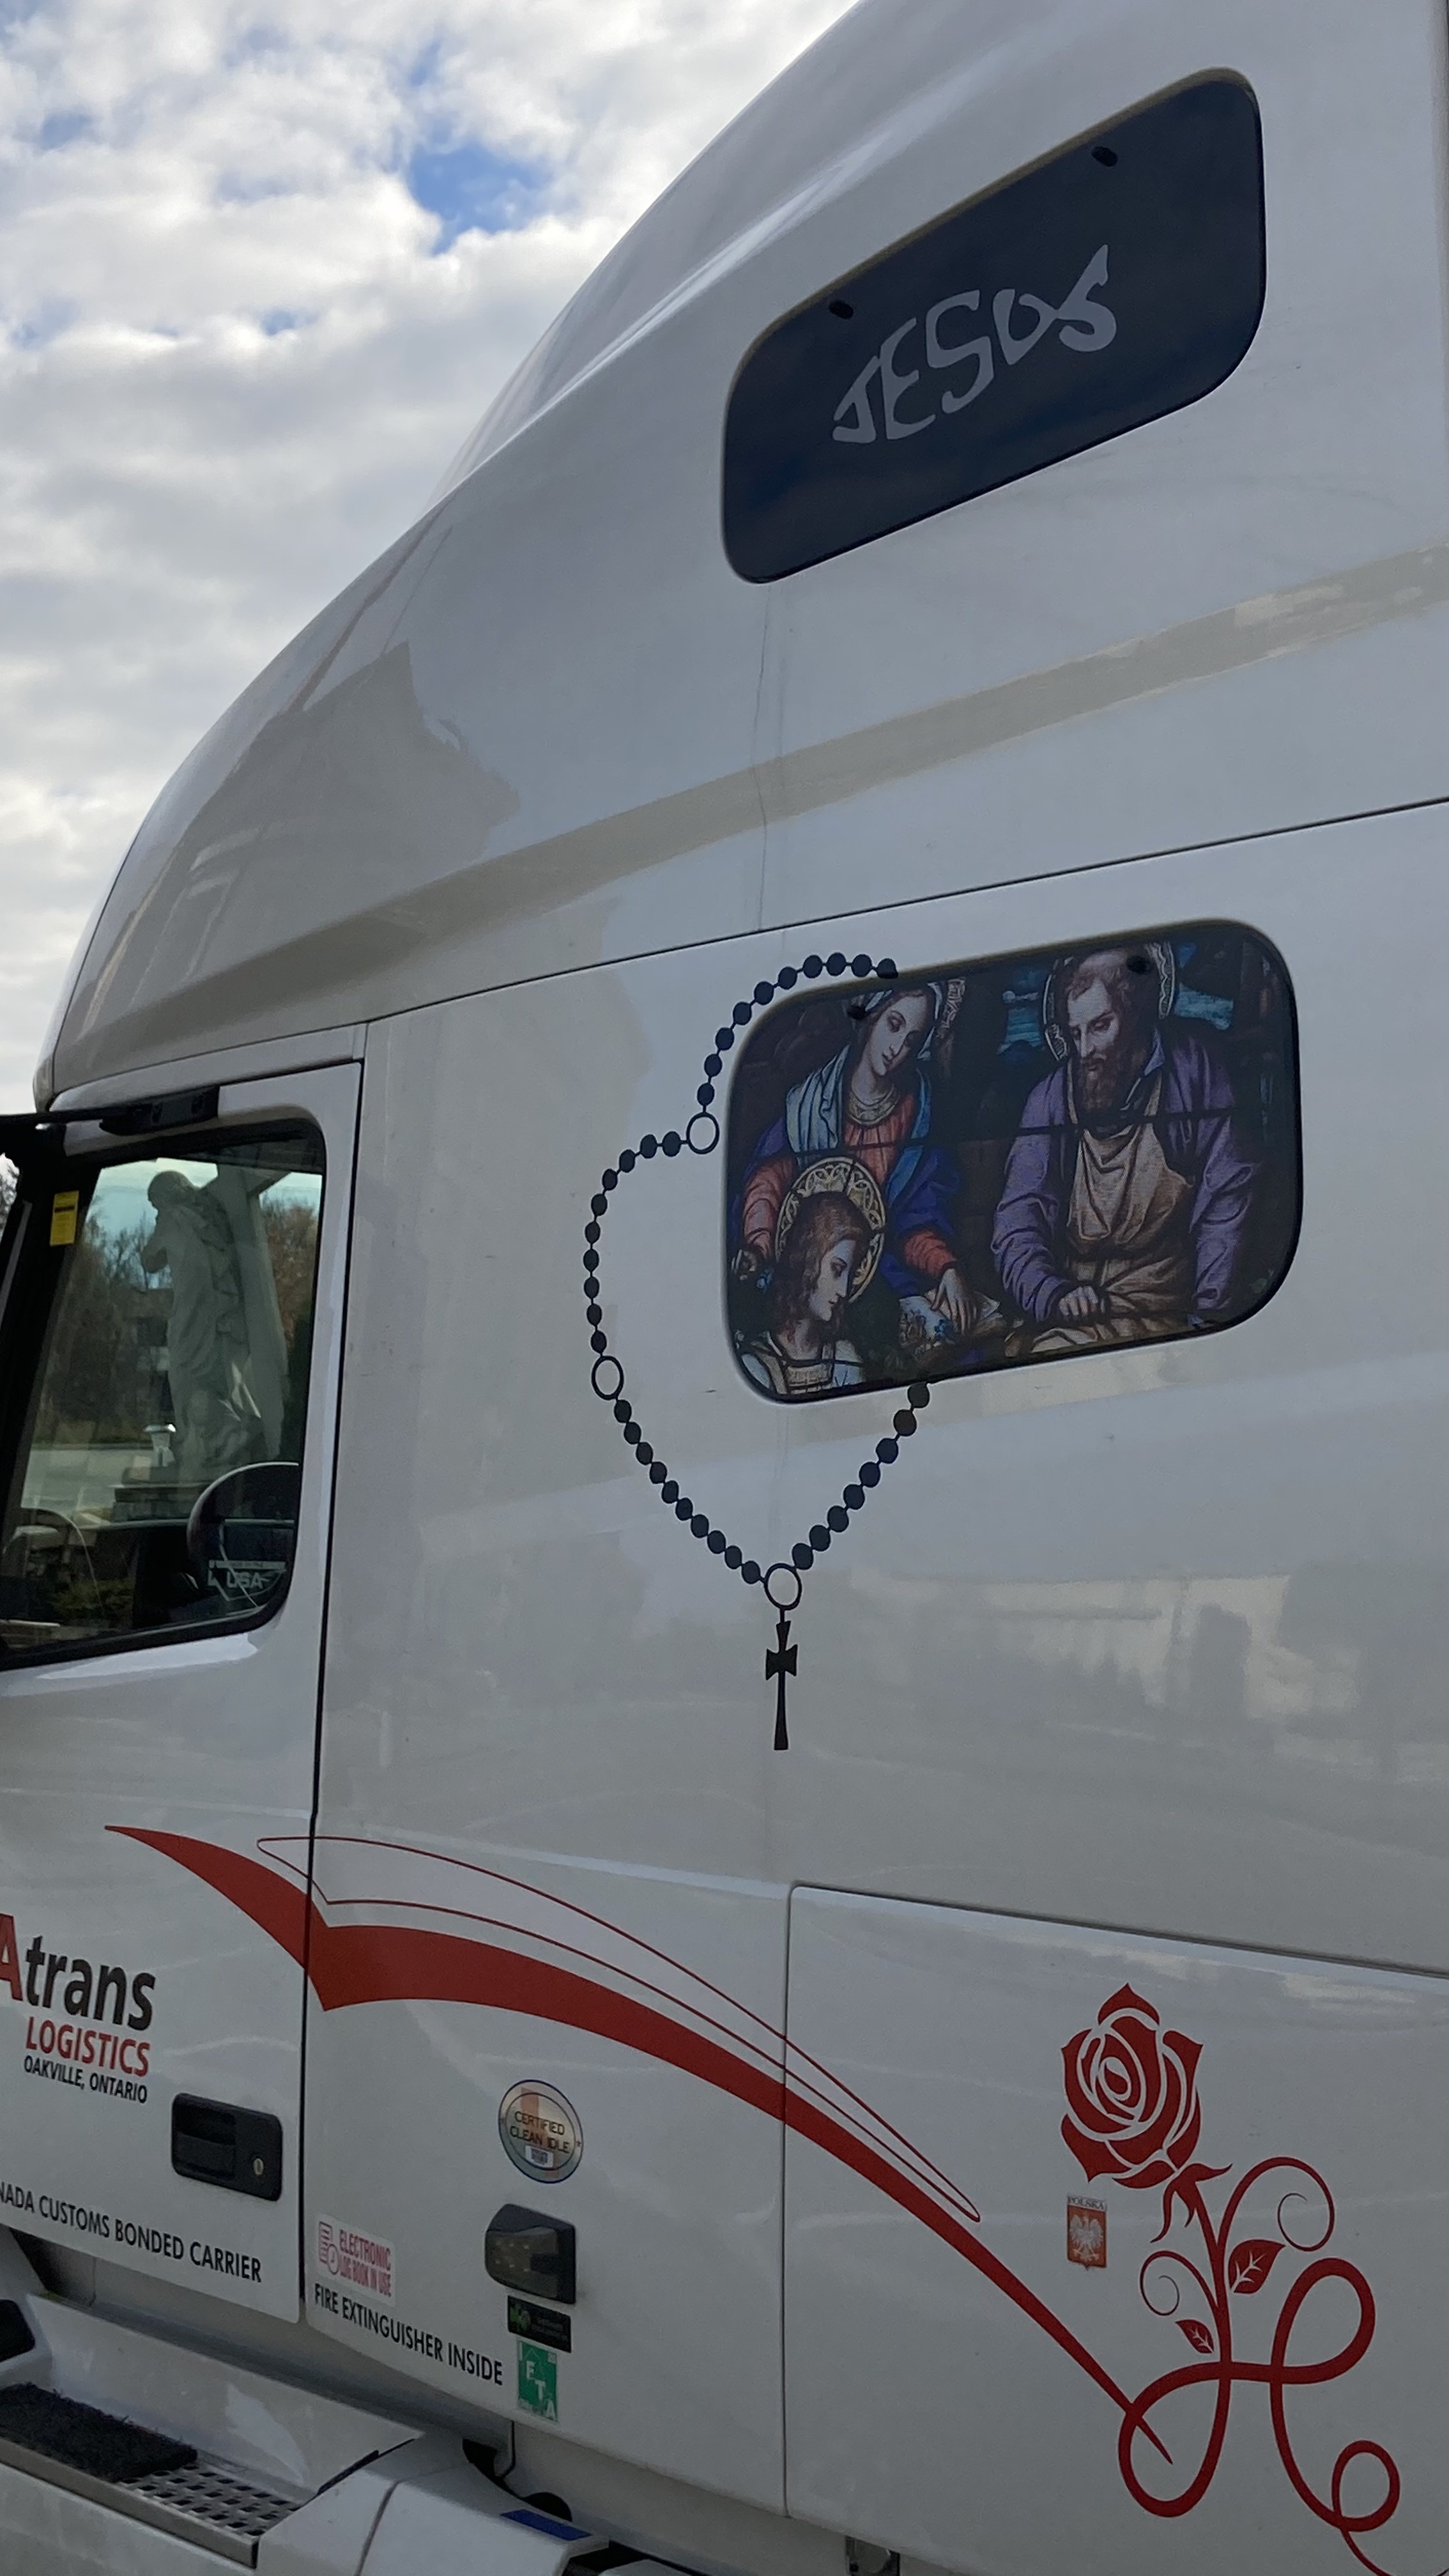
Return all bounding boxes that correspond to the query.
[726,926,1298,1402]
[722,75,1266,581]
[0,1125,323,1664]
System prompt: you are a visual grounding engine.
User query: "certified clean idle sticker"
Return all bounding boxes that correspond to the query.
[498,2082,583,2183]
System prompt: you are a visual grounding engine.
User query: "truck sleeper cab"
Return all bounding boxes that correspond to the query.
[0,1,1446,2572]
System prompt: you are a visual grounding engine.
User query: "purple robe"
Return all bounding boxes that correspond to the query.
[992,1029,1255,1324]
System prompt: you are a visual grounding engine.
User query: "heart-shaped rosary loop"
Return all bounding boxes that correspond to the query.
[583,949,934,1749]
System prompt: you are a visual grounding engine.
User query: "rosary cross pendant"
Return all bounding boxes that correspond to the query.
[765,1611,797,1751]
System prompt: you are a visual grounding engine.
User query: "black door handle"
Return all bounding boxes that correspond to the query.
[171,2095,283,2200]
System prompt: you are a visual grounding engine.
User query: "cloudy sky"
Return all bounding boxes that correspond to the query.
[0,0,852,1110]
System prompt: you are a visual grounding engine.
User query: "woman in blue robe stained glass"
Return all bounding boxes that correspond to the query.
[733,981,986,1389]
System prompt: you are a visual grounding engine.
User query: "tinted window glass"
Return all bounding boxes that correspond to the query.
[0,1128,322,1659]
[723,78,1265,582]
[726,926,1296,1400]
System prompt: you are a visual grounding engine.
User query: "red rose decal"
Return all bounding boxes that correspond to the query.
[1061,1984,1204,2191]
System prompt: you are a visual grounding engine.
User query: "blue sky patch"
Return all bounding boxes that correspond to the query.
[224,24,288,63]
[10,298,77,349]
[404,139,549,248]
[215,172,291,206]
[404,36,443,93]
[36,111,94,150]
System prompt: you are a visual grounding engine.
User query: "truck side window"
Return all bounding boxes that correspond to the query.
[727,924,1297,1401]
[0,1126,323,1662]
[723,77,1265,582]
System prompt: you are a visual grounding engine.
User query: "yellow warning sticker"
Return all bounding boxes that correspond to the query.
[49,1191,80,1248]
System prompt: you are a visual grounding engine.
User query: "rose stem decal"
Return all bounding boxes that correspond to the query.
[583,952,935,1749]
[1062,1984,1443,2576]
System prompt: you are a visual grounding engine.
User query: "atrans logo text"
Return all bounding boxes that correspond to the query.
[0,1912,155,2032]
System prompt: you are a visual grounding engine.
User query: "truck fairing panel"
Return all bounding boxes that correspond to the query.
[37,0,1449,1102]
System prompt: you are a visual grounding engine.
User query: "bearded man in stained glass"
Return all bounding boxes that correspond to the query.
[992,947,1255,1354]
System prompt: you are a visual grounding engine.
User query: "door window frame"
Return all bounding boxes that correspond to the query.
[0,1084,345,1675]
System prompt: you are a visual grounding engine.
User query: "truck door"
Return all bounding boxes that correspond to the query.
[0,1066,356,2318]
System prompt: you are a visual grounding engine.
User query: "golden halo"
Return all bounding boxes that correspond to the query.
[774,1156,886,1298]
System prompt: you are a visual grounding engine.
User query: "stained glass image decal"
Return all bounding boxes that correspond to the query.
[726,925,1298,1402]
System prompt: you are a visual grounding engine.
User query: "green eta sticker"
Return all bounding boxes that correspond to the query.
[517,2340,558,2421]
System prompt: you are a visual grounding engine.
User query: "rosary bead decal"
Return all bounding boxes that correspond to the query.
[582,951,932,1745]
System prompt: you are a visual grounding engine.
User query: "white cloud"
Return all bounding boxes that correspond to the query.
[0,0,852,1108]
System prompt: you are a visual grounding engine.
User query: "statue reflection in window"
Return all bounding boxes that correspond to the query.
[141,1168,288,1483]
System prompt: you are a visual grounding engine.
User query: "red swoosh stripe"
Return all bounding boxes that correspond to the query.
[113,1826,1153,2439]
[118,1831,312,1964]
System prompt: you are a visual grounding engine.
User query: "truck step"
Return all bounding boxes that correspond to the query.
[0,2377,296,2563]
[0,2379,196,2481]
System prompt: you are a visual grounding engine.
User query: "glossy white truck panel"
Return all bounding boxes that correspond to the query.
[297,1845,791,2505]
[314,809,1447,1966]
[783,1890,1449,2576]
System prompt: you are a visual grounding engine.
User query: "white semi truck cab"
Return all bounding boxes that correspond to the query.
[1,1,1448,2570]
